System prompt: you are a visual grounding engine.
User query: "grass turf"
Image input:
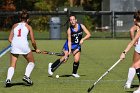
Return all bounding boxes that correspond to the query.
[0,40,138,93]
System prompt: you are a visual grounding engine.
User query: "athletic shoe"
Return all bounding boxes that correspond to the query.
[48,63,53,76]
[72,73,80,78]
[124,83,131,89]
[5,79,11,87]
[133,89,140,93]
[22,75,33,85]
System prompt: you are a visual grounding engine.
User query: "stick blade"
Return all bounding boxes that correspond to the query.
[87,88,91,93]
[87,85,94,93]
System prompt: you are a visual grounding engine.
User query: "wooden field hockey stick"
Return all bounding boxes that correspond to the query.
[32,50,64,56]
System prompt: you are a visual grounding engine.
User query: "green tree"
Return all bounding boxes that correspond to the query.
[34,0,67,11]
[31,0,68,32]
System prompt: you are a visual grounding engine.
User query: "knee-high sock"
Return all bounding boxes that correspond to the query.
[72,62,79,74]
[6,67,14,81]
[136,68,140,82]
[126,67,136,84]
[25,62,35,77]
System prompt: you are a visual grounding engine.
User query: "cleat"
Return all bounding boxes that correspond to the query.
[22,75,33,85]
[5,79,11,87]
[48,63,53,76]
[72,73,80,78]
[124,83,131,89]
[133,89,140,93]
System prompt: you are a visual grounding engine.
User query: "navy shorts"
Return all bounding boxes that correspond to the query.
[63,41,81,52]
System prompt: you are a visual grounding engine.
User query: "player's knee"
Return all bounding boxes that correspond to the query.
[74,59,79,63]
[74,57,80,62]
[133,62,140,68]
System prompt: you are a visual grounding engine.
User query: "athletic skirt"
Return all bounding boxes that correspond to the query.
[11,40,31,55]
[63,40,81,52]
[135,44,140,53]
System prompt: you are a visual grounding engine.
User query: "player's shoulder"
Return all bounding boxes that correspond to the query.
[25,23,32,29]
[79,23,86,29]
[79,23,84,27]
[79,23,83,25]
[25,23,30,27]
[12,23,18,28]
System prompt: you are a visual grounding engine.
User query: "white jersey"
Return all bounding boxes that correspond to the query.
[135,27,140,53]
[135,38,140,53]
[11,22,31,54]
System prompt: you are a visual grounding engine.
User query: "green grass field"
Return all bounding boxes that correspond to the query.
[0,40,138,93]
[0,31,130,40]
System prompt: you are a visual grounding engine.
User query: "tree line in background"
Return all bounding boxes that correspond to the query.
[0,0,101,31]
[0,0,101,11]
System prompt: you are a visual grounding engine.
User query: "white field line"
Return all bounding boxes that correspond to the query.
[0,79,138,83]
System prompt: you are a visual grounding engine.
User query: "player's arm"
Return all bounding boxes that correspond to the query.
[130,25,137,40]
[80,24,91,44]
[27,24,40,53]
[67,28,71,54]
[120,29,140,59]
[8,24,17,43]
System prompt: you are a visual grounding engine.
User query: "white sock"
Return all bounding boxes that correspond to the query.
[6,67,14,81]
[24,62,35,77]
[126,67,136,84]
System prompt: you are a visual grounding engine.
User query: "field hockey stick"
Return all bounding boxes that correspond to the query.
[87,59,122,93]
[42,51,65,56]
[32,50,64,56]
[51,55,69,72]
[51,44,81,72]
[0,45,11,58]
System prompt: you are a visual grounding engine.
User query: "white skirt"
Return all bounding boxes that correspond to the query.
[11,41,31,55]
[135,44,140,53]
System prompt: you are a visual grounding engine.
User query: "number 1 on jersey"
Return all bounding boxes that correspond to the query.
[17,29,21,37]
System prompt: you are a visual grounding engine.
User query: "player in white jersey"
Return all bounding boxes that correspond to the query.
[5,10,41,87]
[11,22,31,54]
[124,10,140,89]
[120,11,140,93]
